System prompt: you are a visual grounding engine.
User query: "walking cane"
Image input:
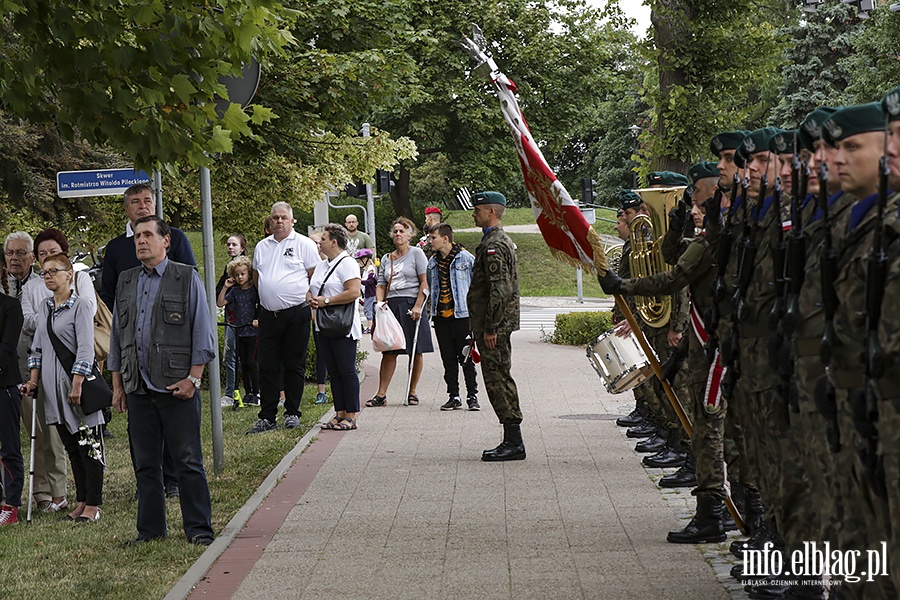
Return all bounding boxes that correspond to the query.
[26,391,37,524]
[404,290,429,406]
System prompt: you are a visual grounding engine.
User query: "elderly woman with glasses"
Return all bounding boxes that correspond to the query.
[22,253,104,523]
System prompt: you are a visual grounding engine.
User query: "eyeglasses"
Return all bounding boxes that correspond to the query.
[40,268,70,277]
[4,249,31,257]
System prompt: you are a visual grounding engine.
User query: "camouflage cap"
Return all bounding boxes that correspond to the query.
[709,130,751,157]
[471,191,507,206]
[822,103,885,147]
[618,189,642,210]
[798,107,838,151]
[688,161,719,184]
[768,129,797,155]
[882,86,900,122]
[647,171,689,187]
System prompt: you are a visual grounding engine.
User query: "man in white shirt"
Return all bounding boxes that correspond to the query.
[247,202,321,434]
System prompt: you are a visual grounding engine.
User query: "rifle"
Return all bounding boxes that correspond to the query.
[816,150,842,453]
[706,173,740,363]
[856,142,890,498]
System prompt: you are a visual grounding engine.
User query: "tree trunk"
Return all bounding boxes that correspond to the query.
[390,165,413,219]
[650,0,693,175]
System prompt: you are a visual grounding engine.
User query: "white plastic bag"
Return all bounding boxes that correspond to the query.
[372,303,406,352]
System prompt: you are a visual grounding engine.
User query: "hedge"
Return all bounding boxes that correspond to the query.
[547,311,613,346]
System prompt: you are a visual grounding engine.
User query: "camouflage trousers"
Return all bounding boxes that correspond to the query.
[687,369,726,501]
[475,332,522,425]
[643,327,692,432]
[876,393,900,597]
[831,387,896,600]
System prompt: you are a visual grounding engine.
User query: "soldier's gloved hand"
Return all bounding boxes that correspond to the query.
[668,200,688,231]
[598,269,624,295]
[703,189,724,226]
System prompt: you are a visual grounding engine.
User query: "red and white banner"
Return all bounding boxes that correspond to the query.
[487,70,609,275]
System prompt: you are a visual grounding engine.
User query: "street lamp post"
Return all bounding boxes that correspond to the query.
[628,124,641,188]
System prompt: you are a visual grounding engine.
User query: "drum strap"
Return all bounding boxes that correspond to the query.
[689,301,709,347]
[704,348,726,414]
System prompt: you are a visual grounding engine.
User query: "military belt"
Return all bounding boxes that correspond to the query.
[793,337,821,358]
[738,321,773,339]
[830,369,865,390]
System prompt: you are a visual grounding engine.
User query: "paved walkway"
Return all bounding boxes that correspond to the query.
[174,329,747,600]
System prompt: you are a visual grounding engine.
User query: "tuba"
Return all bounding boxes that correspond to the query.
[628,186,684,328]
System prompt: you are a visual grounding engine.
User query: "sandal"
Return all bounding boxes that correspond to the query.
[366,395,387,407]
[321,418,342,430]
[407,394,419,406]
[335,418,357,430]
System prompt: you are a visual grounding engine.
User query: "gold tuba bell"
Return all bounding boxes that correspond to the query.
[628,186,684,328]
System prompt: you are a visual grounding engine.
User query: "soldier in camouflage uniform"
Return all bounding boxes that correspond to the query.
[466,191,525,462]
[876,86,900,595]
[600,162,731,544]
[822,103,898,600]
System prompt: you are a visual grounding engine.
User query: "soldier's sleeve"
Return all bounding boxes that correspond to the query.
[485,242,514,333]
[660,227,684,266]
[623,239,708,297]
[670,287,690,334]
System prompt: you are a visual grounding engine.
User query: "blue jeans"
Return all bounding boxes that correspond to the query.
[128,389,213,541]
[224,326,237,397]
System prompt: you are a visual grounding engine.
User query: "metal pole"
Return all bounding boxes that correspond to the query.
[361,122,377,257]
[153,170,164,217]
[200,166,224,475]
[576,266,583,303]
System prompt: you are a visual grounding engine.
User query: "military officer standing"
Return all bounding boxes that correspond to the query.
[467,191,524,462]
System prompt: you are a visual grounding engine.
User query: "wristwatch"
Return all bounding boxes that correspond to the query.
[324,297,330,305]
[188,375,201,388]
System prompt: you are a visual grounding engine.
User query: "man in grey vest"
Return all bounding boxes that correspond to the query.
[108,216,217,545]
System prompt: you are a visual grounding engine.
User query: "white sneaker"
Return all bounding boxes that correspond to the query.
[220,396,234,407]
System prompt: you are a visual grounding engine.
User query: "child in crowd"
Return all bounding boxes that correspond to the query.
[216,233,248,408]
[217,256,260,406]
[357,248,377,334]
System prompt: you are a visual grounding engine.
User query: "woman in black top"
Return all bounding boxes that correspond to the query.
[1,262,25,526]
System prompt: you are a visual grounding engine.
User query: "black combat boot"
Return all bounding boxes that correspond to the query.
[667,495,727,544]
[616,399,648,427]
[730,488,767,557]
[482,424,526,462]
[626,420,658,438]
[635,427,669,453]
[643,430,688,468]
[659,451,697,488]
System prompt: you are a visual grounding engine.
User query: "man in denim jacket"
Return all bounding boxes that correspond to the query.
[426,224,480,411]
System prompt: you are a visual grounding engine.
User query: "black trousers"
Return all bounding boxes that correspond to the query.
[0,386,24,506]
[236,335,260,396]
[433,316,478,398]
[316,333,359,413]
[258,305,311,422]
[55,423,103,506]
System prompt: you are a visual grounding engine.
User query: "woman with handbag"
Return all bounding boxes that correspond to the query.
[22,253,104,523]
[368,217,433,407]
[306,224,362,430]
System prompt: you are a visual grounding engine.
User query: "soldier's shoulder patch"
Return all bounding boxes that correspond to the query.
[487,249,497,255]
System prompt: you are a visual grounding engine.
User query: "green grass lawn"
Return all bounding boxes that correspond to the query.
[7,392,331,600]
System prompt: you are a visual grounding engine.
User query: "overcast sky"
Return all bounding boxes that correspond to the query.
[599,1,651,37]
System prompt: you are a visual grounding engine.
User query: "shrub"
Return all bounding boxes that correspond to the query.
[547,311,612,346]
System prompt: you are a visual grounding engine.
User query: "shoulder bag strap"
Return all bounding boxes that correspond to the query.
[45,306,77,376]
[316,255,349,296]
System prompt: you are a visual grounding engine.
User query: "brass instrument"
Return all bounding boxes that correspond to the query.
[628,186,684,328]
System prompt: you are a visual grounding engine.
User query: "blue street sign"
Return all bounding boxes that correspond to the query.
[56,169,150,198]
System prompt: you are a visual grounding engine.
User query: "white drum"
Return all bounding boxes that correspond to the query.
[587,328,654,394]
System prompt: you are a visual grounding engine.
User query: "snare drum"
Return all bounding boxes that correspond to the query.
[587,329,654,394]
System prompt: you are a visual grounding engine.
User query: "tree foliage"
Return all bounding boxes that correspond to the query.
[844,5,900,103]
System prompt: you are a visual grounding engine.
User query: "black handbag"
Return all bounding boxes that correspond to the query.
[316,255,356,338]
[45,307,112,415]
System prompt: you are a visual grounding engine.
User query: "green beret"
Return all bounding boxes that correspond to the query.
[882,86,900,122]
[471,191,507,206]
[798,107,837,151]
[822,103,885,146]
[768,130,797,154]
[734,127,781,168]
[618,189,642,210]
[647,171,689,187]
[688,161,719,184]
[709,130,751,157]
